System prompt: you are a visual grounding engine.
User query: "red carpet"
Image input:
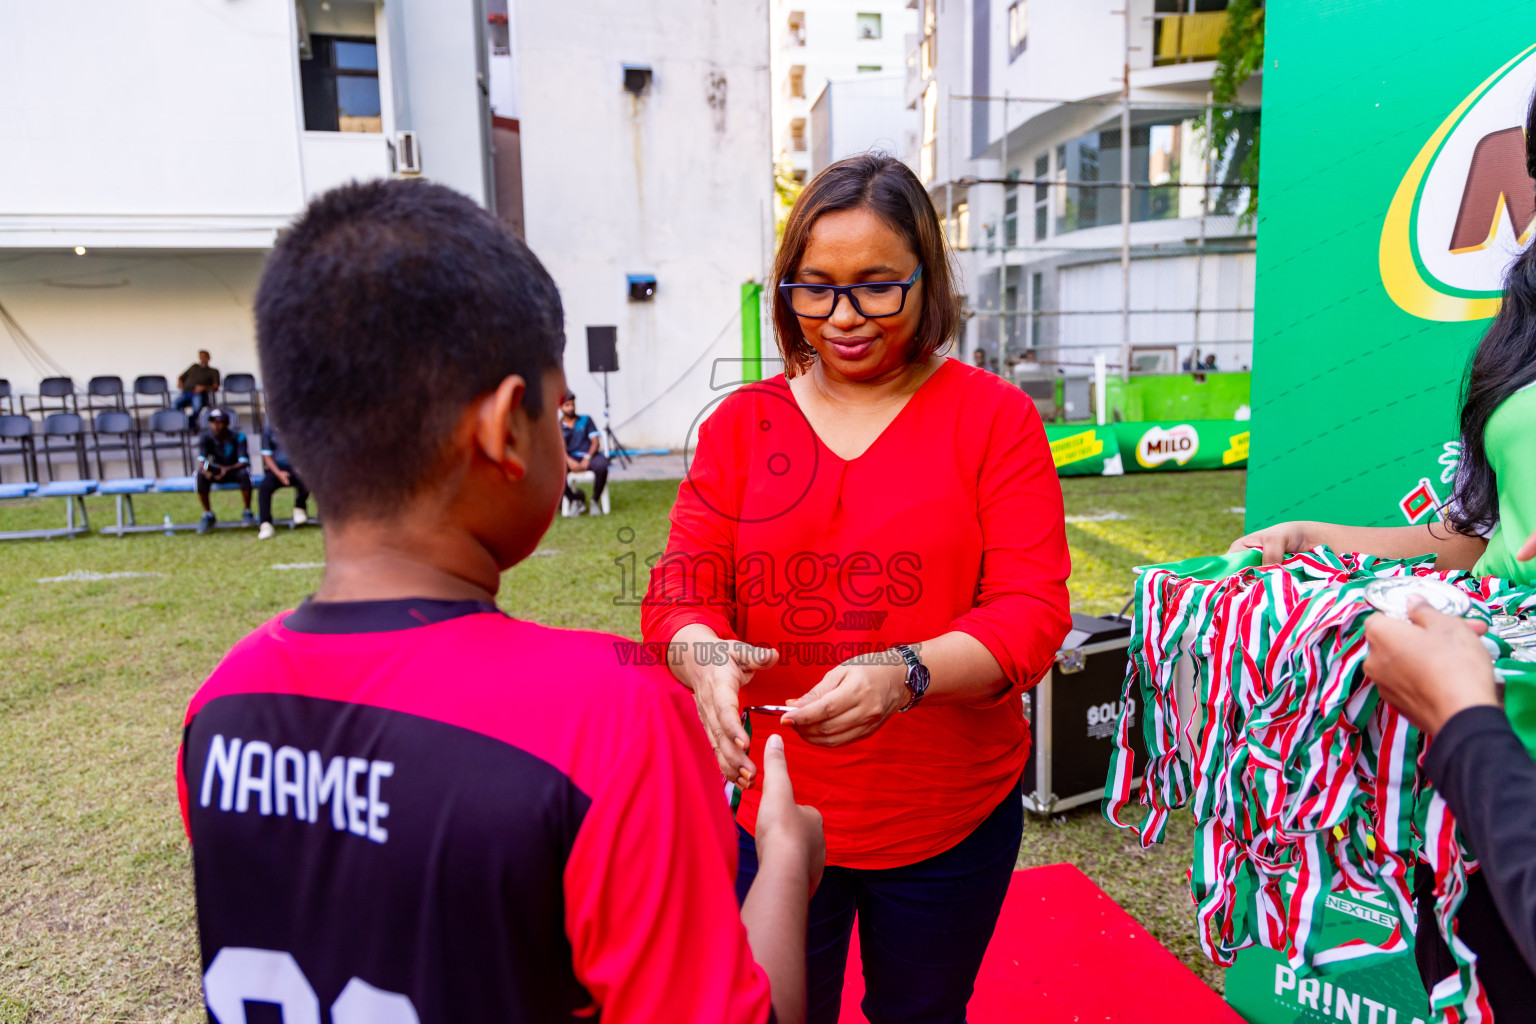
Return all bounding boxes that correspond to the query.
[838,863,1242,1023]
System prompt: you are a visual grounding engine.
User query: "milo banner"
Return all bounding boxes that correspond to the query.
[1250,3,1536,527]
[1045,420,1250,477]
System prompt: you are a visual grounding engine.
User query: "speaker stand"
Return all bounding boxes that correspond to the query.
[599,371,632,470]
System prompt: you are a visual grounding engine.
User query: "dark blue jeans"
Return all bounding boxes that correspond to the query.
[735,776,1022,1024]
[175,389,210,422]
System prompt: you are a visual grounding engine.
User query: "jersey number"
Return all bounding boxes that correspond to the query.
[204,947,419,1024]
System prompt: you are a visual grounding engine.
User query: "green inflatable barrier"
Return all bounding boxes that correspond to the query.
[1043,424,1121,477]
[1115,419,1251,473]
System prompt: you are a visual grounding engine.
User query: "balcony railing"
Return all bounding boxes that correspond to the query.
[1153,11,1226,65]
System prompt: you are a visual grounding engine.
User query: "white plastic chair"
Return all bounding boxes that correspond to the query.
[562,433,611,517]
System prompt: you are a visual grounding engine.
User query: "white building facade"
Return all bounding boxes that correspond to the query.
[907,0,1262,380]
[514,0,775,449]
[771,0,917,182]
[0,0,494,398]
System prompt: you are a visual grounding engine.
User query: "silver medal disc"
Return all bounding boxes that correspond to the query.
[1363,578,1473,621]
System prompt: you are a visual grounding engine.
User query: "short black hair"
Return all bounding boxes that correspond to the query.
[254,179,565,521]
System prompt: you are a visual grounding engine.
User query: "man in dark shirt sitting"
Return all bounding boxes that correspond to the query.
[176,350,221,425]
[195,409,255,533]
[560,391,607,513]
[256,424,311,540]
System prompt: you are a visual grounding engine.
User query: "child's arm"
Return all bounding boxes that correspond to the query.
[1229,521,1487,569]
[564,682,819,1024]
[741,734,822,1024]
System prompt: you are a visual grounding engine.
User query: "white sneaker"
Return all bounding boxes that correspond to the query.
[292,507,309,526]
[257,522,276,540]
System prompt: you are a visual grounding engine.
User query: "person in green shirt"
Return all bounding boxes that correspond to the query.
[1232,89,1536,1018]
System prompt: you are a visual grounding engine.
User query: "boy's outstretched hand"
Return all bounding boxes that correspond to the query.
[742,734,824,1024]
[1364,597,1497,735]
[753,734,825,894]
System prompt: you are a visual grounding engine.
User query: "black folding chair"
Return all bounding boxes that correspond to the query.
[222,373,263,431]
[90,410,142,478]
[86,376,126,413]
[24,377,77,416]
[38,412,89,481]
[0,380,13,415]
[0,414,36,483]
[142,408,194,477]
[132,375,170,421]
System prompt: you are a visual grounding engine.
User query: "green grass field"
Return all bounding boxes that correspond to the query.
[0,469,1246,1022]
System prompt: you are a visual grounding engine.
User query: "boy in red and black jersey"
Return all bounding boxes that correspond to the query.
[177,180,822,1024]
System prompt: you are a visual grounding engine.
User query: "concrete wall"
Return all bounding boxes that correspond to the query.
[0,252,264,393]
[514,0,774,449]
[811,73,909,175]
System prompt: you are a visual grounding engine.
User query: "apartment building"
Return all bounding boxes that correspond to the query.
[0,0,494,395]
[771,0,918,182]
[907,0,1262,379]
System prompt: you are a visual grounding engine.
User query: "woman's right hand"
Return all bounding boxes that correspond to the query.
[671,624,780,791]
[1228,520,1313,565]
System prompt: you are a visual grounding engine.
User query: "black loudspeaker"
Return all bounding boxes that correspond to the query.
[587,326,619,374]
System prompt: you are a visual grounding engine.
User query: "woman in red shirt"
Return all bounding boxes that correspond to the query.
[643,154,1071,1022]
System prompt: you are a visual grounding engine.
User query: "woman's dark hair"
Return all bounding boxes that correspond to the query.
[1447,90,1536,536]
[771,153,962,376]
[255,179,565,522]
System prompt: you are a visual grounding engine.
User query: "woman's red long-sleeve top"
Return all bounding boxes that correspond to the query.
[642,358,1071,869]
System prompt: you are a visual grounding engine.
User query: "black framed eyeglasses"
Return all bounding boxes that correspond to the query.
[779,266,923,319]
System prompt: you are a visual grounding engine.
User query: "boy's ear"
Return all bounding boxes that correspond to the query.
[473,375,529,481]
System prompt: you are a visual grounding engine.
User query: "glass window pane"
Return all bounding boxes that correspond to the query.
[335,40,378,71]
[337,76,382,132]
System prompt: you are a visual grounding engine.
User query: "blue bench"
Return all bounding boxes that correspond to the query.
[0,479,96,540]
[98,477,161,536]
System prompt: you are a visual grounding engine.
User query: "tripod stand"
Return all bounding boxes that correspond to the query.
[598,371,631,470]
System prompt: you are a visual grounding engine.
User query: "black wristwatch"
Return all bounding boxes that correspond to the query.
[891,644,930,712]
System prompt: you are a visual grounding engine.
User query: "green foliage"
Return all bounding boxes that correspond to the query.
[774,151,804,240]
[1197,0,1264,227]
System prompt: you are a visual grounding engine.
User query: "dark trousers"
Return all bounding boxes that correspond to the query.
[1415,865,1536,1014]
[258,468,309,524]
[175,389,210,422]
[564,452,609,503]
[735,777,1022,1024]
[196,466,251,500]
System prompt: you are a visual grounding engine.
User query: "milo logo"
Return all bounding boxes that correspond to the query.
[1380,45,1536,321]
[1136,424,1199,468]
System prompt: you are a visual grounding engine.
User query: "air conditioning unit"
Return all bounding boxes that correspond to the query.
[394,131,422,175]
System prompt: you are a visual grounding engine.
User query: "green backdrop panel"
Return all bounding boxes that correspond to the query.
[1249,2,1536,530]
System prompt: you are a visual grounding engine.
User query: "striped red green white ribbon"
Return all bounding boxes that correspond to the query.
[1104,547,1528,1022]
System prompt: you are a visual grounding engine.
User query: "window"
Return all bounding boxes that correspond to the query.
[1003,171,1019,249]
[857,65,883,73]
[790,118,807,152]
[919,81,938,184]
[1029,272,1043,350]
[856,12,882,39]
[301,35,382,133]
[920,0,937,78]
[789,65,806,98]
[1008,1,1028,61]
[1033,154,1049,241]
[955,201,970,249]
[788,11,806,46]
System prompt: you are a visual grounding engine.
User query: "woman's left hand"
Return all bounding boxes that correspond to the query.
[782,659,908,747]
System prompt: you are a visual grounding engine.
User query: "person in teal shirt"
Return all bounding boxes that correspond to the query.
[1233,89,1536,1019]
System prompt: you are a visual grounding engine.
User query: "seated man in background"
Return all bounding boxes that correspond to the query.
[195,409,254,533]
[178,179,821,1024]
[176,350,221,425]
[560,391,608,513]
[256,423,310,540]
